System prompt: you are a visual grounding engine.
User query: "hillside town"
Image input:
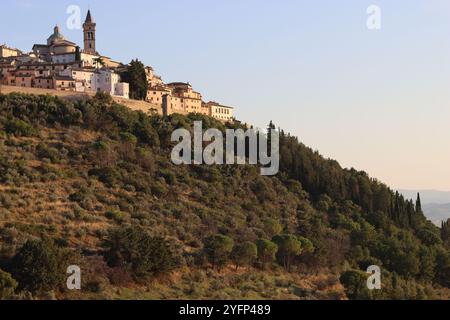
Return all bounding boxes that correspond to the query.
[0,10,234,122]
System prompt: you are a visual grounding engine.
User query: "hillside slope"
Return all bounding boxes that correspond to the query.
[0,92,449,300]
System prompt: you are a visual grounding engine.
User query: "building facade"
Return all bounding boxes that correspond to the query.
[0,45,22,58]
[206,101,234,122]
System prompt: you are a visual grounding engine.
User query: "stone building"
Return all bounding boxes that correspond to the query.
[1,9,236,119]
[0,45,22,58]
[205,101,234,122]
[1,10,129,99]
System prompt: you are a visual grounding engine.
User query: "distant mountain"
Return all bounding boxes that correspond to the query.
[422,203,450,226]
[398,189,450,204]
[398,190,450,225]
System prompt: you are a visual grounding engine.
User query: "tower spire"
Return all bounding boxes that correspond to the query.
[83,10,96,54]
[85,10,93,23]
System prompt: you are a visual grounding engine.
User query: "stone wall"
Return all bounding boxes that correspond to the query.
[0,85,162,115]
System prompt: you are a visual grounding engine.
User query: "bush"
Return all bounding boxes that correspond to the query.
[0,269,18,299]
[89,167,120,187]
[105,210,127,224]
[36,143,60,163]
[93,92,113,105]
[4,119,37,137]
[11,239,69,293]
[417,229,442,246]
[339,270,372,300]
[104,226,177,279]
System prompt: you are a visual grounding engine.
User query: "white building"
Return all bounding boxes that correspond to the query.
[59,66,129,98]
[92,68,129,99]
[59,67,96,92]
[115,82,129,99]
[206,101,234,122]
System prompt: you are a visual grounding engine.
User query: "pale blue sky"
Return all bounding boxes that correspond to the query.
[2,0,450,190]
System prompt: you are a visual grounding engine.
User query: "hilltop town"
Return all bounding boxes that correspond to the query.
[0,10,234,122]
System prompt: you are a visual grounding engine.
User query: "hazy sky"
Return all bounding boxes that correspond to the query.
[2,0,450,190]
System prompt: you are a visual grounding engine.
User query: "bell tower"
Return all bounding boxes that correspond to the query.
[83,10,96,54]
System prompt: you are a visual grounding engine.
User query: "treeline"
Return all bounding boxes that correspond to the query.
[279,132,428,230]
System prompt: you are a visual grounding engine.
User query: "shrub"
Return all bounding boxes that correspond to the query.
[93,92,113,105]
[36,143,60,163]
[89,167,120,187]
[0,269,18,299]
[11,239,69,293]
[104,227,177,279]
[4,119,37,137]
[105,210,127,224]
[417,229,442,246]
[339,270,372,300]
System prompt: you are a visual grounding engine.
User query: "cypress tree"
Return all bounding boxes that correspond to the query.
[416,193,423,214]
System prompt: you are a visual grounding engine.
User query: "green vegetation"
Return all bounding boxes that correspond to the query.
[231,242,257,270]
[104,226,177,279]
[119,59,148,100]
[272,235,302,272]
[340,270,371,300]
[256,239,278,270]
[203,235,234,271]
[0,269,17,299]
[0,92,449,299]
[10,239,69,294]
